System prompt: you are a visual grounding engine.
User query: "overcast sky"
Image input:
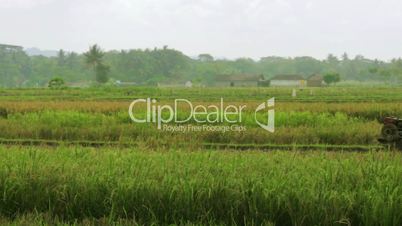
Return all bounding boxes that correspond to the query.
[1,0,401,60]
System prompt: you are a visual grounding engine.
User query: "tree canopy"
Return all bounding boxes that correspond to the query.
[1,46,402,87]
[323,72,341,85]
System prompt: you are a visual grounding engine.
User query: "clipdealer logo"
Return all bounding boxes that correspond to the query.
[128,98,275,132]
[255,98,275,132]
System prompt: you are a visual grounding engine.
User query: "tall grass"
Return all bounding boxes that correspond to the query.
[1,99,400,121]
[0,86,401,101]
[0,110,380,146]
[0,146,401,225]
[0,87,388,147]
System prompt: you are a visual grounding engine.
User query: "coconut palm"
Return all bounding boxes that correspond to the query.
[84,44,104,67]
[84,45,109,83]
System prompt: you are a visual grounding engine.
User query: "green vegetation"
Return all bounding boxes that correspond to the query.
[2,44,402,87]
[0,86,398,148]
[84,45,110,84]
[1,146,402,225]
[48,77,65,89]
[0,86,402,102]
[323,72,341,85]
[0,109,379,146]
[0,107,7,119]
[0,86,400,225]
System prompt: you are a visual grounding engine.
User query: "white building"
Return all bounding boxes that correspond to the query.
[270,74,306,87]
[115,80,137,86]
[185,81,193,88]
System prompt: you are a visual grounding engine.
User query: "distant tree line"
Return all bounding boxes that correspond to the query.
[1,44,402,87]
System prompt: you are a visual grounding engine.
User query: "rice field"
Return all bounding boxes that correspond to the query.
[1,146,402,225]
[0,86,401,225]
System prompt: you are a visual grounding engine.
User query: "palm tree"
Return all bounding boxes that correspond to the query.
[84,45,109,83]
[84,44,104,68]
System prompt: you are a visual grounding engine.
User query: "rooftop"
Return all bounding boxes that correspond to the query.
[0,44,23,49]
[271,74,305,80]
[308,74,323,81]
[215,74,265,82]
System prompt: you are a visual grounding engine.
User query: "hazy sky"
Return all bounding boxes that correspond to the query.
[1,0,401,60]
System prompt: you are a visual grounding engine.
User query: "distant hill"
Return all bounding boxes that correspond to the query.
[25,47,58,57]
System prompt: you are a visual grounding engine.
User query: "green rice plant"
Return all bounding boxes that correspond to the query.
[0,109,382,146]
[0,146,401,225]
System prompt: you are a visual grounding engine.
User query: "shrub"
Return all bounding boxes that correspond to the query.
[48,77,65,89]
[0,108,7,119]
[323,72,341,85]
